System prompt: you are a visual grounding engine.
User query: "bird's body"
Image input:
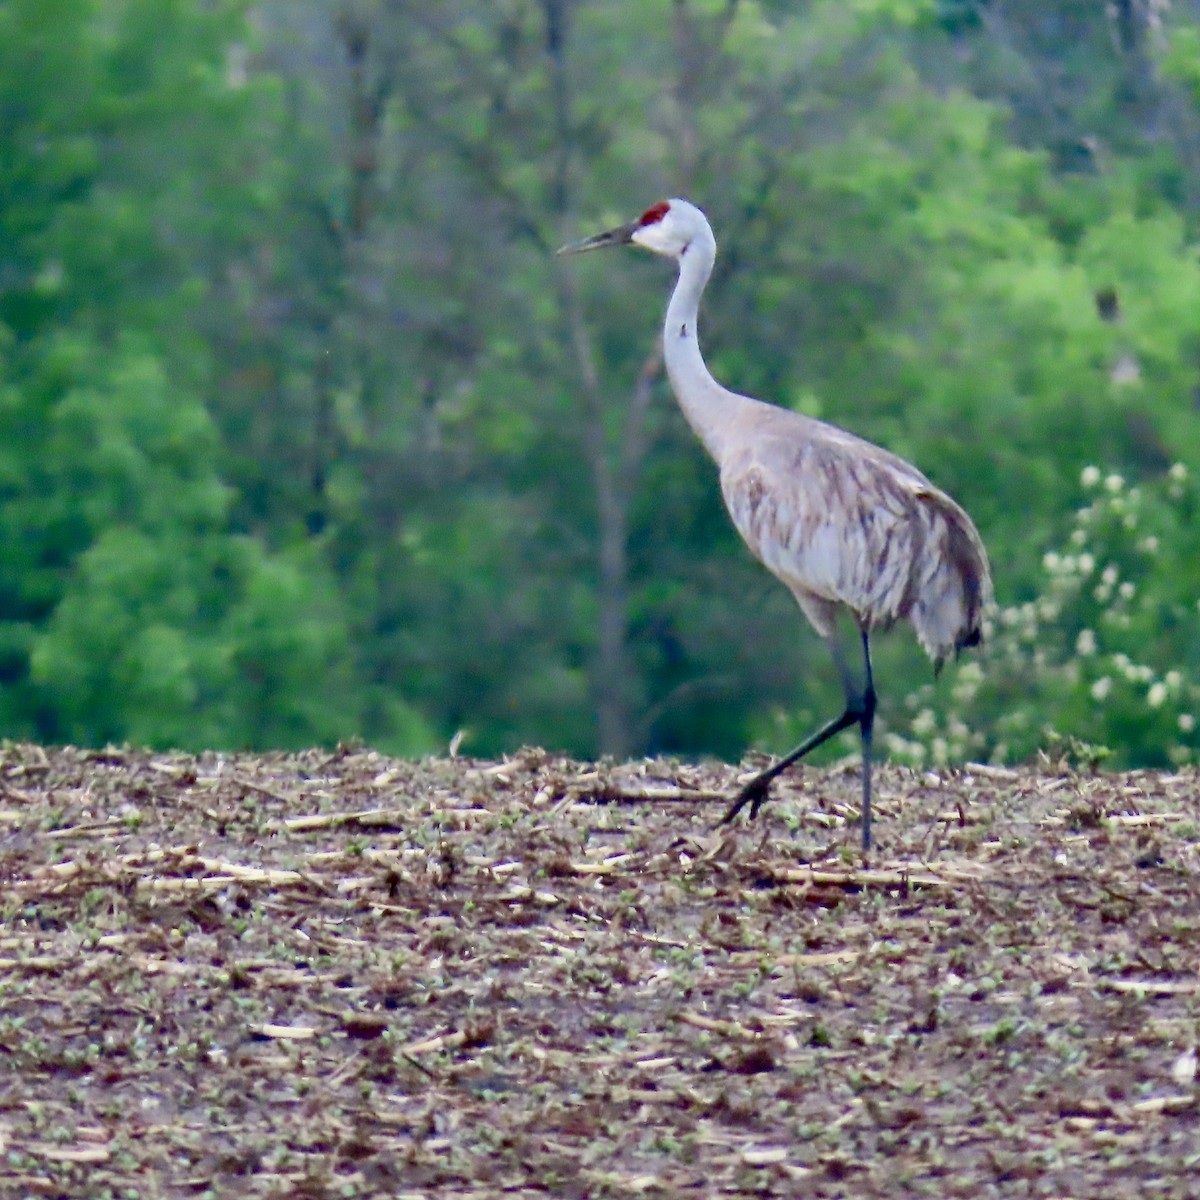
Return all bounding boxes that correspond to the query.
[719,404,988,664]
[560,198,991,850]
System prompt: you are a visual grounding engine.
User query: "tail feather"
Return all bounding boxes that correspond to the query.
[911,492,992,667]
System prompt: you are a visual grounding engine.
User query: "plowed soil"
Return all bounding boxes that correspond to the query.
[2,743,1199,1198]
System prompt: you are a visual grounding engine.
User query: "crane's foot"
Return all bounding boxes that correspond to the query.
[721,774,774,826]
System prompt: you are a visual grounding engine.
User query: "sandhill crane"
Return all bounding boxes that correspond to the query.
[559,199,992,851]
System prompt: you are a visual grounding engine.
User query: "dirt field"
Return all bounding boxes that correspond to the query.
[1,743,1199,1198]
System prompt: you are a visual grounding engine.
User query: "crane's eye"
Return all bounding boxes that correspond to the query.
[638,201,670,227]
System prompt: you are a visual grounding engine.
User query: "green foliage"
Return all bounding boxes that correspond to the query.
[1,0,1199,767]
[890,464,1200,769]
[0,0,433,753]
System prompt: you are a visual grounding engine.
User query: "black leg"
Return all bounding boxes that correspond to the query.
[859,631,876,852]
[721,706,860,824]
[723,631,878,852]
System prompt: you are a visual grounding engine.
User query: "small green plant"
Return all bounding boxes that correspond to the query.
[985,1017,1019,1045]
[1043,731,1113,772]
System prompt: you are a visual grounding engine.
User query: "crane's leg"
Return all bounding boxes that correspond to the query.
[723,631,877,850]
[859,631,876,851]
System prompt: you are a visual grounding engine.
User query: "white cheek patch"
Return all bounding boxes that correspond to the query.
[632,226,667,253]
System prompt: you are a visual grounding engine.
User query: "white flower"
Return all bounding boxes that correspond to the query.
[1179,714,1196,734]
[912,708,937,737]
[1101,564,1119,586]
[1075,629,1097,657]
[1168,463,1187,483]
[1077,553,1095,575]
[1165,671,1182,692]
[1148,682,1168,708]
[1138,536,1159,554]
[1043,551,1061,573]
[1104,473,1124,493]
[1091,677,1112,701]
[1081,465,1102,488]
[1118,581,1136,600]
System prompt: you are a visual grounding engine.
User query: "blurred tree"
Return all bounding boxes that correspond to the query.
[0,0,431,750]
[3,0,1199,769]
[223,0,1200,766]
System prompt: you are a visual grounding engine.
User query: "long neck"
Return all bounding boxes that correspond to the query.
[662,228,745,460]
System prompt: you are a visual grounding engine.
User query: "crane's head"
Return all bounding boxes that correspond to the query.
[557,198,710,262]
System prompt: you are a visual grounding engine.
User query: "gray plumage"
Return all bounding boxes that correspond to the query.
[559,198,992,851]
[720,406,989,665]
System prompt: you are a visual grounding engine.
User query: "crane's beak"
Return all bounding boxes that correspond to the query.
[556,220,638,255]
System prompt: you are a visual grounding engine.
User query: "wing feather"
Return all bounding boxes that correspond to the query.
[719,413,991,663]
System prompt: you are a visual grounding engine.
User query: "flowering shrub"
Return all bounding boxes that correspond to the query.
[888,463,1200,769]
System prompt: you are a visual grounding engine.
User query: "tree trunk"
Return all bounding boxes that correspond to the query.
[545,0,653,758]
